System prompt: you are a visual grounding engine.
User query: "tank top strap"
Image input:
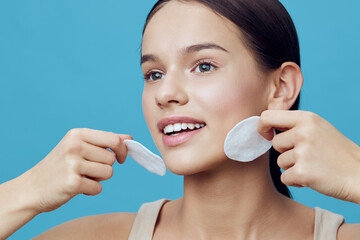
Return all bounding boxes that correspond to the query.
[128,199,169,240]
[314,207,344,240]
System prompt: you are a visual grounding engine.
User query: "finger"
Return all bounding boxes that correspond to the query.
[79,160,113,181]
[113,134,133,164]
[82,142,116,166]
[277,149,296,170]
[272,129,297,154]
[73,128,132,164]
[280,167,304,188]
[79,177,103,196]
[258,110,302,140]
[73,128,132,149]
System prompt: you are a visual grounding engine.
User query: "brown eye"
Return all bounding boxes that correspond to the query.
[145,72,164,81]
[195,63,215,73]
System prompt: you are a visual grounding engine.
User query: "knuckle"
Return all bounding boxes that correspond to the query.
[296,110,305,115]
[295,128,315,147]
[303,125,313,137]
[294,128,307,142]
[67,128,82,138]
[293,147,302,160]
[65,175,82,194]
[65,141,83,154]
[293,165,307,185]
[304,111,319,123]
[65,157,81,173]
[295,165,305,176]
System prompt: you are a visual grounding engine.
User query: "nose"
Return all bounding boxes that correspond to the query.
[155,71,189,109]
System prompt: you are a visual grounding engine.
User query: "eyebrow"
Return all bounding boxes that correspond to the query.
[140,42,229,65]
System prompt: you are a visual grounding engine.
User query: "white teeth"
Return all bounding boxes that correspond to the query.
[163,122,205,134]
[173,123,181,132]
[166,125,173,133]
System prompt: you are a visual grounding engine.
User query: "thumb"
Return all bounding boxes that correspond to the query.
[118,134,133,141]
[257,116,275,141]
[115,134,133,164]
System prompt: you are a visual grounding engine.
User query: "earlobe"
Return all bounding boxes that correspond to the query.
[268,62,303,110]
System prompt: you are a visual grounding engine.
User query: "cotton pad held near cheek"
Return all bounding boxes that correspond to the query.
[124,139,166,176]
[224,116,274,162]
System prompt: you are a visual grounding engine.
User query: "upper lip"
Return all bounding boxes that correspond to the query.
[157,116,206,132]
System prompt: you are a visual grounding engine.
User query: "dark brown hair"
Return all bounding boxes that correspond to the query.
[142,0,301,198]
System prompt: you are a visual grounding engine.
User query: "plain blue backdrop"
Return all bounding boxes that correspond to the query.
[0,0,359,239]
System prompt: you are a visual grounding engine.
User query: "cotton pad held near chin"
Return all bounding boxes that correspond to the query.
[224,116,274,162]
[124,139,166,176]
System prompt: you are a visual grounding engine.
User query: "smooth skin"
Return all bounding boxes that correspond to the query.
[1,1,360,239]
[259,110,360,204]
[0,129,133,240]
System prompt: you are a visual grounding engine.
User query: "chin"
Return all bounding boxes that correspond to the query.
[161,150,228,176]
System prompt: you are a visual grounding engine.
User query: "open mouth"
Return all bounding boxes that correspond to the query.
[163,122,206,136]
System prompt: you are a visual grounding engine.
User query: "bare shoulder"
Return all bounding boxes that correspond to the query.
[338,223,360,240]
[33,212,137,240]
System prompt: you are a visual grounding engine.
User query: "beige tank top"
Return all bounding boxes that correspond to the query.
[128,199,345,240]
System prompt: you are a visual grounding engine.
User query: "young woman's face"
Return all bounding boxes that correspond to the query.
[141,1,271,175]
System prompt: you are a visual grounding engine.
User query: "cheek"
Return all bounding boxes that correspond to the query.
[142,89,165,152]
[192,75,265,128]
[142,90,156,133]
[142,91,150,123]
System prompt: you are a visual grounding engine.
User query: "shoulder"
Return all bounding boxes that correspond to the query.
[338,223,360,240]
[33,212,137,240]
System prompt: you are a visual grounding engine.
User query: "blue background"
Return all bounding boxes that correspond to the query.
[0,0,359,238]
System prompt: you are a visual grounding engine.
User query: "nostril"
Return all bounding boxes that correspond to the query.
[156,99,180,108]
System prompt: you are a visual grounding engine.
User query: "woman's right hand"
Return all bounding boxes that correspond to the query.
[20,128,132,213]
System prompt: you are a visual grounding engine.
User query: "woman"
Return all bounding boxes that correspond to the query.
[1,0,360,239]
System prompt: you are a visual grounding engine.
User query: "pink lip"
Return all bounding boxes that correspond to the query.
[162,128,204,147]
[157,116,206,147]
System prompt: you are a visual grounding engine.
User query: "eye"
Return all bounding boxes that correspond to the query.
[194,61,216,73]
[144,71,165,81]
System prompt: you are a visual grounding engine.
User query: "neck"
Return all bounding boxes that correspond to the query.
[177,153,290,239]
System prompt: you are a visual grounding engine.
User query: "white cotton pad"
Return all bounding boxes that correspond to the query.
[124,139,166,176]
[224,116,274,162]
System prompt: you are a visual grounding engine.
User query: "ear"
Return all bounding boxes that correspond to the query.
[267,62,303,110]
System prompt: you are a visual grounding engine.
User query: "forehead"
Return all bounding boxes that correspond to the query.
[142,1,243,55]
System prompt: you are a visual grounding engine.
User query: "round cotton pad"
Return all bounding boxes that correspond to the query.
[124,139,166,176]
[224,116,273,162]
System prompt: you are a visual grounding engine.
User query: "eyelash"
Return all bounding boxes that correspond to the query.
[143,59,218,81]
[193,59,217,73]
[143,70,164,82]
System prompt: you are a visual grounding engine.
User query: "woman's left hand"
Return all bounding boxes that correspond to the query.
[258,110,360,204]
